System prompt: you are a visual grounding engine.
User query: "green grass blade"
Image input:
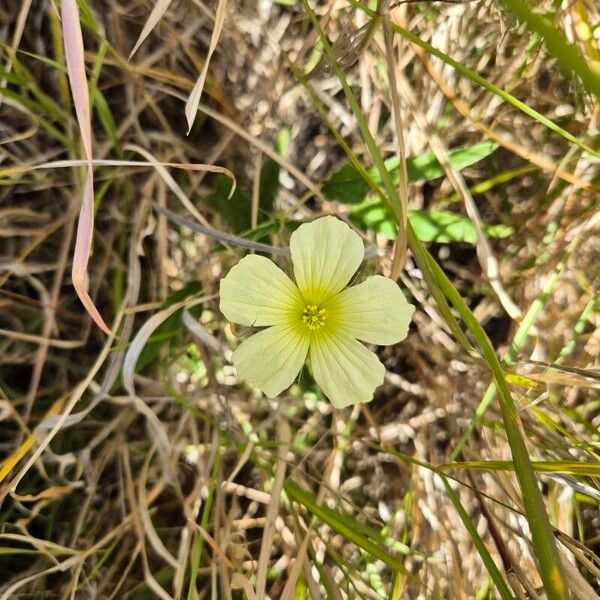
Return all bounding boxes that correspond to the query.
[449,235,577,460]
[423,251,568,599]
[300,3,568,597]
[391,22,599,160]
[440,475,514,600]
[0,86,73,149]
[445,460,600,477]
[187,439,220,599]
[284,480,407,573]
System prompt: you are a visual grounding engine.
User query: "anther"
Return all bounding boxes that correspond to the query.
[302,304,326,330]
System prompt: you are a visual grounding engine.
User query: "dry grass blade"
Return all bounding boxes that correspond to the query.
[122,295,205,398]
[0,316,121,503]
[383,17,409,278]
[255,420,291,600]
[0,157,236,180]
[137,449,179,569]
[231,573,258,600]
[129,0,176,60]
[181,308,221,353]
[124,144,234,227]
[121,443,173,600]
[0,327,83,348]
[0,398,64,486]
[0,0,32,109]
[21,197,75,422]
[60,0,111,334]
[153,203,290,256]
[185,0,227,132]
[169,93,326,202]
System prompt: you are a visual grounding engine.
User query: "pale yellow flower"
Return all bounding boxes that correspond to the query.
[219,216,415,407]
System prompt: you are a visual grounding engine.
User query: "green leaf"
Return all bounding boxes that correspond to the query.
[350,199,396,237]
[404,141,499,183]
[486,222,514,239]
[207,131,286,233]
[205,175,252,234]
[92,88,118,149]
[350,202,512,244]
[322,141,498,205]
[321,162,371,204]
[408,209,512,244]
[259,157,281,214]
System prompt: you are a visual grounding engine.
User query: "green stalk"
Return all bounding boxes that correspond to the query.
[441,475,514,600]
[300,2,568,597]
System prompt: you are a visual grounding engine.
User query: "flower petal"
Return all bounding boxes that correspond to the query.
[309,331,385,408]
[326,275,415,345]
[290,216,364,305]
[220,255,303,327]
[233,324,310,398]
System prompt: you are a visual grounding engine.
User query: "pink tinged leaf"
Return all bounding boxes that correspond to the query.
[184,0,228,132]
[61,0,91,162]
[71,173,111,334]
[61,0,111,334]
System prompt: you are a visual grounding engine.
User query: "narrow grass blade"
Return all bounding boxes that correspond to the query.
[284,480,406,573]
[423,251,568,600]
[440,475,513,600]
[129,0,176,59]
[122,296,204,397]
[300,3,568,597]
[449,236,578,460]
[187,436,221,599]
[444,461,600,477]
[0,398,65,485]
[185,0,227,132]
[61,0,111,334]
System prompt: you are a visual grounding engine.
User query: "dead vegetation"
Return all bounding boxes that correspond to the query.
[0,0,599,598]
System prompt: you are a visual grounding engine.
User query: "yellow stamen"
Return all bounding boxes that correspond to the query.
[302,304,326,331]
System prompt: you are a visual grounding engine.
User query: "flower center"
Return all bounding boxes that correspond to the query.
[302,304,326,331]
